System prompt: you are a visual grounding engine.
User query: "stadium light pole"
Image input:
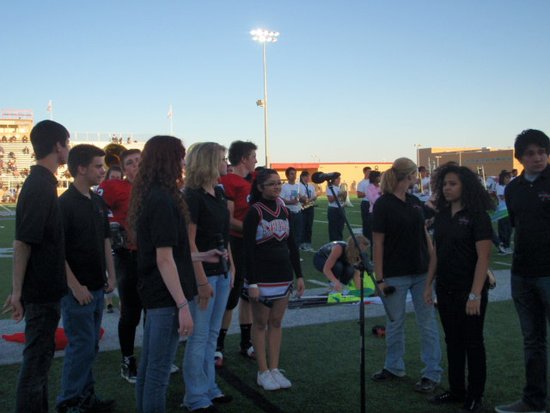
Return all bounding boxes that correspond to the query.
[250,28,279,168]
[413,143,422,166]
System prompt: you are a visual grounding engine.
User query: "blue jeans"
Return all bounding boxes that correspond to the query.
[183,274,231,410]
[136,306,180,413]
[511,274,550,410]
[57,289,104,406]
[382,274,442,382]
[16,302,60,413]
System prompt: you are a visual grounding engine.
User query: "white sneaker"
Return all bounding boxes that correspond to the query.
[270,368,292,389]
[214,351,224,368]
[257,370,280,391]
[170,363,179,374]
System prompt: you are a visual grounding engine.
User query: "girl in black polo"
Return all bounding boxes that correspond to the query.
[424,164,493,413]
[244,169,305,391]
[182,142,234,412]
[371,157,442,392]
[128,136,195,413]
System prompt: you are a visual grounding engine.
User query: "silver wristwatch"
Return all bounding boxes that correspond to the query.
[468,293,481,301]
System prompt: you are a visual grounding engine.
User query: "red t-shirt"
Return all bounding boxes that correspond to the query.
[219,173,252,238]
[96,179,137,250]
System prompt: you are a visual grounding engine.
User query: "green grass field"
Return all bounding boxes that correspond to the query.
[0,301,523,412]
[0,197,518,412]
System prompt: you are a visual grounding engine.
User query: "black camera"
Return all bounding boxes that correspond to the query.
[109,222,127,250]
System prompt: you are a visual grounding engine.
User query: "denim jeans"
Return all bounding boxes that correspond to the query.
[511,274,550,410]
[382,274,442,382]
[436,287,488,400]
[136,306,180,413]
[183,274,231,410]
[57,289,104,406]
[15,301,60,413]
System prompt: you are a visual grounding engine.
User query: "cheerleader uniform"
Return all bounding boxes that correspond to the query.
[243,197,303,299]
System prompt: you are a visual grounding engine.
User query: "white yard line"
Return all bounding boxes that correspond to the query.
[307,279,328,286]
[493,261,512,266]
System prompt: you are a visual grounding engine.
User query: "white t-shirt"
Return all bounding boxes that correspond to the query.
[357,178,370,202]
[299,182,316,201]
[496,184,506,209]
[281,183,302,213]
[326,185,341,208]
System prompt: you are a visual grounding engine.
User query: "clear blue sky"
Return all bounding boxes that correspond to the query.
[3,0,549,164]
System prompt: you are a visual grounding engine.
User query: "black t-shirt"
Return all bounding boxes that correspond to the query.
[506,165,550,276]
[137,187,196,308]
[184,185,230,276]
[372,193,428,277]
[59,184,110,290]
[243,198,303,284]
[434,207,492,290]
[15,165,67,303]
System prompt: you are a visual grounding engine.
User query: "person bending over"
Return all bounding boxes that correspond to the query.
[313,235,370,293]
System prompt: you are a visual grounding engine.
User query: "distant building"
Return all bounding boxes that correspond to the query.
[271,162,393,193]
[0,109,33,142]
[417,146,523,177]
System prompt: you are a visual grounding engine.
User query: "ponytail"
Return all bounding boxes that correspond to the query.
[380,157,417,194]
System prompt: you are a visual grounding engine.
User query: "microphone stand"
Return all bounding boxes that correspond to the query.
[326,180,394,413]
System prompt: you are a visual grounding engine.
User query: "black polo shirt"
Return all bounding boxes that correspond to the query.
[59,184,110,290]
[433,207,492,290]
[137,187,196,309]
[505,165,550,276]
[185,185,230,276]
[372,193,429,277]
[15,165,67,303]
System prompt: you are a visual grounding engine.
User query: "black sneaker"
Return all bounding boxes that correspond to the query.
[80,393,116,413]
[414,377,437,393]
[429,391,464,405]
[459,398,483,413]
[121,355,137,384]
[371,368,403,382]
[239,344,256,360]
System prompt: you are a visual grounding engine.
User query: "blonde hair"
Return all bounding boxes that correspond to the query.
[184,142,226,189]
[345,235,370,265]
[380,157,417,194]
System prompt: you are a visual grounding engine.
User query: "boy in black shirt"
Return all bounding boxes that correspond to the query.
[3,120,70,413]
[56,145,116,413]
[496,130,550,413]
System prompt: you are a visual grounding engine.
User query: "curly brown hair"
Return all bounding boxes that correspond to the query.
[128,135,188,232]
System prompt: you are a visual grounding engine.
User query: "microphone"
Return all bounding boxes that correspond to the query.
[311,171,341,184]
